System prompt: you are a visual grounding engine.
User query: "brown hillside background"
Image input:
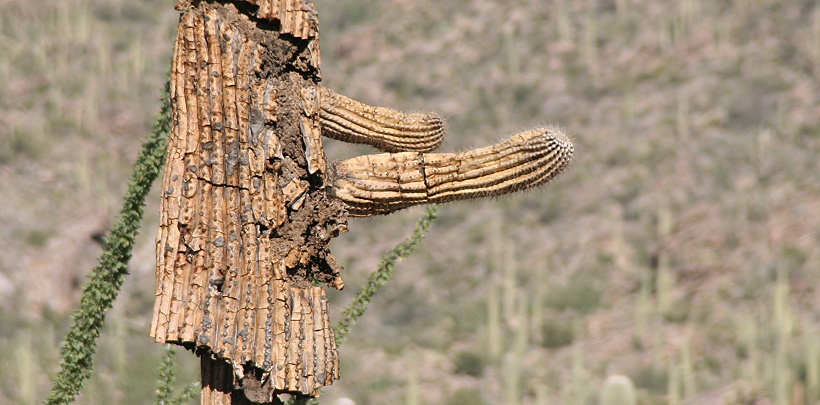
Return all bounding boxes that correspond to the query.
[0,0,818,404]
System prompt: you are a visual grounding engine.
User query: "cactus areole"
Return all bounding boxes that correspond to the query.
[151,0,573,401]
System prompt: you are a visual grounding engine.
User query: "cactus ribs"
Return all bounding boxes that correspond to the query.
[151,0,573,402]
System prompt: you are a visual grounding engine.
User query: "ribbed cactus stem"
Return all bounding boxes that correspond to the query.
[330,128,573,216]
[152,0,576,399]
[319,87,444,152]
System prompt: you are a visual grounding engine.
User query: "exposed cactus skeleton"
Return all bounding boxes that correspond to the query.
[151,0,573,401]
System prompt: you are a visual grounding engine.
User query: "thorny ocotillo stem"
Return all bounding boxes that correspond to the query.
[45,79,171,405]
[330,128,574,216]
[334,204,440,345]
[156,345,200,405]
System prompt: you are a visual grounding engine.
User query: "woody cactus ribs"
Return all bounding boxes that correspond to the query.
[151,0,573,401]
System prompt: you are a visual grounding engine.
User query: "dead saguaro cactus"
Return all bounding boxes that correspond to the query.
[150,0,573,402]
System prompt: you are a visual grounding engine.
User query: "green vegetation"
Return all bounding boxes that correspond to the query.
[334,205,439,345]
[156,346,199,405]
[44,78,171,405]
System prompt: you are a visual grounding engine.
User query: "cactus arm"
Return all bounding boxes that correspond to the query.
[330,128,573,216]
[319,87,444,152]
[330,152,428,216]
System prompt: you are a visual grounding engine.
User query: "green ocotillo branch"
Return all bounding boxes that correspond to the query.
[44,79,172,405]
[283,205,440,405]
[333,204,440,346]
[156,345,200,405]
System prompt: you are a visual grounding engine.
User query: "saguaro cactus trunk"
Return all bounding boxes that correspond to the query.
[152,1,341,400]
[151,0,573,403]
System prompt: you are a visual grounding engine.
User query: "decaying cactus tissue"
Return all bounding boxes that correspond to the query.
[151,0,573,401]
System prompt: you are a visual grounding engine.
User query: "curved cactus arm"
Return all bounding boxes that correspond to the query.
[330,127,573,216]
[319,87,444,152]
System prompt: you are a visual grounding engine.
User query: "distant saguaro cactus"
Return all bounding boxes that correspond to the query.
[600,375,637,405]
[150,0,573,403]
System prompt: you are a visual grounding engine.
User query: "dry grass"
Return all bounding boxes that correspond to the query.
[0,0,818,404]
